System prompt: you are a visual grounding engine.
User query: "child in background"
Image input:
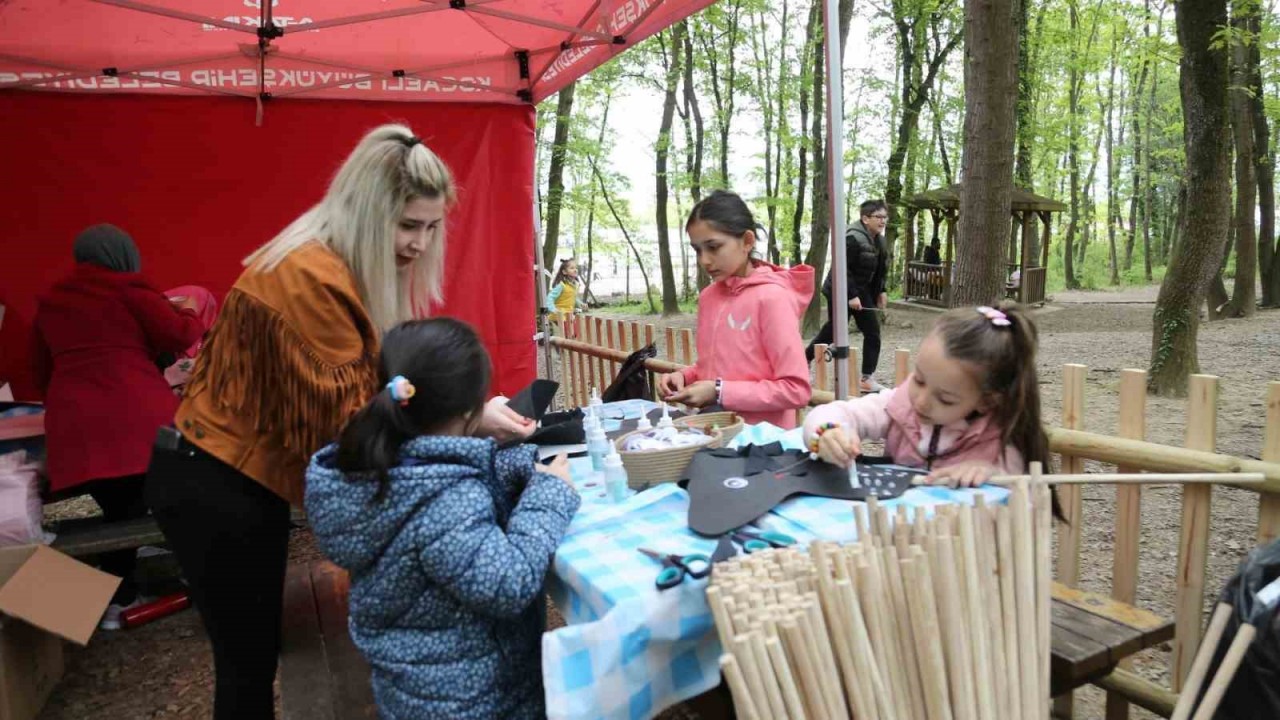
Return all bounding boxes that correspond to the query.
[546,258,585,338]
[305,318,580,720]
[805,303,1048,488]
[657,190,814,429]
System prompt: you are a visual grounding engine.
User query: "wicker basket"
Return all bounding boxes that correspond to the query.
[613,427,723,488]
[674,411,744,443]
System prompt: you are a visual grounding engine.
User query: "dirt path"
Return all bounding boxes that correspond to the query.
[40,290,1280,720]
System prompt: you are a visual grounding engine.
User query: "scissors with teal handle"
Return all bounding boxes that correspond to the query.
[729,528,797,554]
[637,547,711,590]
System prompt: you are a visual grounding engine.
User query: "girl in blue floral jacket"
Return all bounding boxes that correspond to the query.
[306,318,580,720]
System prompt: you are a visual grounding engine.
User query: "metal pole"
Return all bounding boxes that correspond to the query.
[822,0,849,399]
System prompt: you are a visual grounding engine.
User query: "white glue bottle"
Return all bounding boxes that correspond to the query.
[586,422,610,472]
[589,386,603,411]
[657,403,674,429]
[636,412,653,431]
[604,449,629,503]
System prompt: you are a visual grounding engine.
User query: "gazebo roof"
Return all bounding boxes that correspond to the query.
[905,183,1068,213]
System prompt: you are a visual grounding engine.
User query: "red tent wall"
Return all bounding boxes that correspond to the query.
[0,93,536,401]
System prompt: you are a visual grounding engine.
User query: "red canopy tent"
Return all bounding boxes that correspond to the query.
[0,0,714,400]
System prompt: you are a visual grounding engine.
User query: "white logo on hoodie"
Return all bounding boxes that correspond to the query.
[727,313,752,332]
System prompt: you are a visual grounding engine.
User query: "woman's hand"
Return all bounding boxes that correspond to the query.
[816,426,861,468]
[657,372,686,398]
[538,453,573,486]
[475,396,534,442]
[924,462,996,489]
[667,380,717,408]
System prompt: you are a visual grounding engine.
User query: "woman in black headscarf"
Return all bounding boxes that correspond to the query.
[33,224,205,628]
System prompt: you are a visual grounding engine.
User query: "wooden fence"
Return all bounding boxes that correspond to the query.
[545,313,1280,718]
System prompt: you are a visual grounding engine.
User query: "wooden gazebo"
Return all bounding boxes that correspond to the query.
[901,184,1067,307]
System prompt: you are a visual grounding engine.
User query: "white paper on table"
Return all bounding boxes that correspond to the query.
[539,444,588,460]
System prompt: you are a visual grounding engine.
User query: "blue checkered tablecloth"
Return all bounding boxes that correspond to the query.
[542,412,1011,720]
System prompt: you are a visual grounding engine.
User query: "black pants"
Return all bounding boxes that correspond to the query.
[805,296,882,377]
[145,440,290,720]
[81,474,148,605]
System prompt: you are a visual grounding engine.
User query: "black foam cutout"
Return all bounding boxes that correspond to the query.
[680,444,922,536]
[507,379,559,421]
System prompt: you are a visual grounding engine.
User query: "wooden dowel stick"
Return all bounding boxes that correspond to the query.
[733,634,773,719]
[767,635,809,720]
[996,504,1022,716]
[749,629,791,720]
[975,499,1010,720]
[1011,478,1041,719]
[1189,624,1258,720]
[781,620,828,720]
[986,472,1264,485]
[805,601,850,720]
[1170,602,1235,720]
[936,535,977,720]
[886,547,928,720]
[812,546,867,719]
[959,505,996,720]
[860,556,904,720]
[906,553,954,720]
[721,653,761,720]
[837,580,886,720]
[855,504,870,542]
[706,586,735,651]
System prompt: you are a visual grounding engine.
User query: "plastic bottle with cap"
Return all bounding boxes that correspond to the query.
[657,403,675,429]
[635,412,653,431]
[589,386,603,410]
[586,422,610,472]
[604,449,629,503]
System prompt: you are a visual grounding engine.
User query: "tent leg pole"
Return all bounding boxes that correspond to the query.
[823,0,849,399]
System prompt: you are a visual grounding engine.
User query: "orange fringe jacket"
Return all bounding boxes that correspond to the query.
[175,242,380,505]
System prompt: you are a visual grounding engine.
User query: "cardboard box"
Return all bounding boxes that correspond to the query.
[0,545,119,720]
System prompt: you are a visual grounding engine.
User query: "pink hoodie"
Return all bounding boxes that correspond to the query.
[803,384,1025,473]
[681,261,814,428]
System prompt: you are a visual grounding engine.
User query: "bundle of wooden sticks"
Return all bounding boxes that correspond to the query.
[708,467,1055,720]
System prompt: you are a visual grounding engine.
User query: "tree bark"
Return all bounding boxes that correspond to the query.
[1105,30,1121,285]
[1125,0,1150,272]
[790,2,818,268]
[1141,5,1161,283]
[952,0,1020,307]
[1148,0,1232,396]
[655,25,684,316]
[1255,10,1280,306]
[1064,0,1082,289]
[1014,0,1034,192]
[541,83,575,270]
[1224,1,1258,317]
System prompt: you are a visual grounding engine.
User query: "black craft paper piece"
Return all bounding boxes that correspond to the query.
[680,444,923,536]
[507,379,559,421]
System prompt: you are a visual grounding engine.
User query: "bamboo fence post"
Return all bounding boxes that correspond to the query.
[664,326,676,363]
[572,322,588,407]
[849,348,861,398]
[557,319,573,407]
[680,328,695,367]
[592,316,605,393]
[1258,383,1280,546]
[605,319,619,380]
[1055,363,1086,718]
[1107,368,1148,720]
[630,321,641,351]
[1172,375,1218,690]
[1170,602,1233,720]
[895,348,911,387]
[814,344,830,393]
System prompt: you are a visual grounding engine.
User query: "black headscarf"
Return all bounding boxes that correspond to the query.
[73,224,141,273]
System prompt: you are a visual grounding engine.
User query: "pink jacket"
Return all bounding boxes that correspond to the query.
[682,261,814,428]
[803,384,1025,473]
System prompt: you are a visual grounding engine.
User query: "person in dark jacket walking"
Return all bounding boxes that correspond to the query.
[806,200,890,393]
[306,318,580,720]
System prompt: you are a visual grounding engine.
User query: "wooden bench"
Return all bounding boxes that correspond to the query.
[1049,581,1175,697]
[280,561,376,720]
[48,515,166,558]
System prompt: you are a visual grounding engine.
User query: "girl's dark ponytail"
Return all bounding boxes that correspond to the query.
[994,301,1050,472]
[334,319,491,502]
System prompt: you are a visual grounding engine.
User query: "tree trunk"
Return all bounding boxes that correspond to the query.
[1125,1,1150,272]
[1207,219,1232,320]
[655,25,684,316]
[1255,8,1280,306]
[1224,2,1258,317]
[541,83,575,270]
[582,90,614,307]
[790,2,817,268]
[953,0,1020,306]
[1014,0,1034,192]
[1141,5,1161,283]
[593,160,656,313]
[1105,30,1121,285]
[1064,0,1081,289]
[1148,0,1232,397]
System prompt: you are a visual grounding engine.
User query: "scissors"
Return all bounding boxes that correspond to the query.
[637,547,711,590]
[728,527,797,554]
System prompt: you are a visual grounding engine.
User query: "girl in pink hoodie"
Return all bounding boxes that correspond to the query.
[804,303,1048,487]
[658,191,814,429]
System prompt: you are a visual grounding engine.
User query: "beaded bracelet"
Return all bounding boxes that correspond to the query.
[807,422,841,455]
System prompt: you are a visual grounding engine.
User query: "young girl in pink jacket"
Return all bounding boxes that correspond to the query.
[804,303,1048,487]
[658,191,814,429]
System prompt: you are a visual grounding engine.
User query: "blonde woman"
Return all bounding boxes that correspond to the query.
[145,124,532,720]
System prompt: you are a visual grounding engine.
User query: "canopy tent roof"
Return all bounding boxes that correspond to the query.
[905,183,1068,213]
[0,0,713,107]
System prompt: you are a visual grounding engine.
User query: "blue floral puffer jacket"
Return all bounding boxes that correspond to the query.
[305,436,581,720]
